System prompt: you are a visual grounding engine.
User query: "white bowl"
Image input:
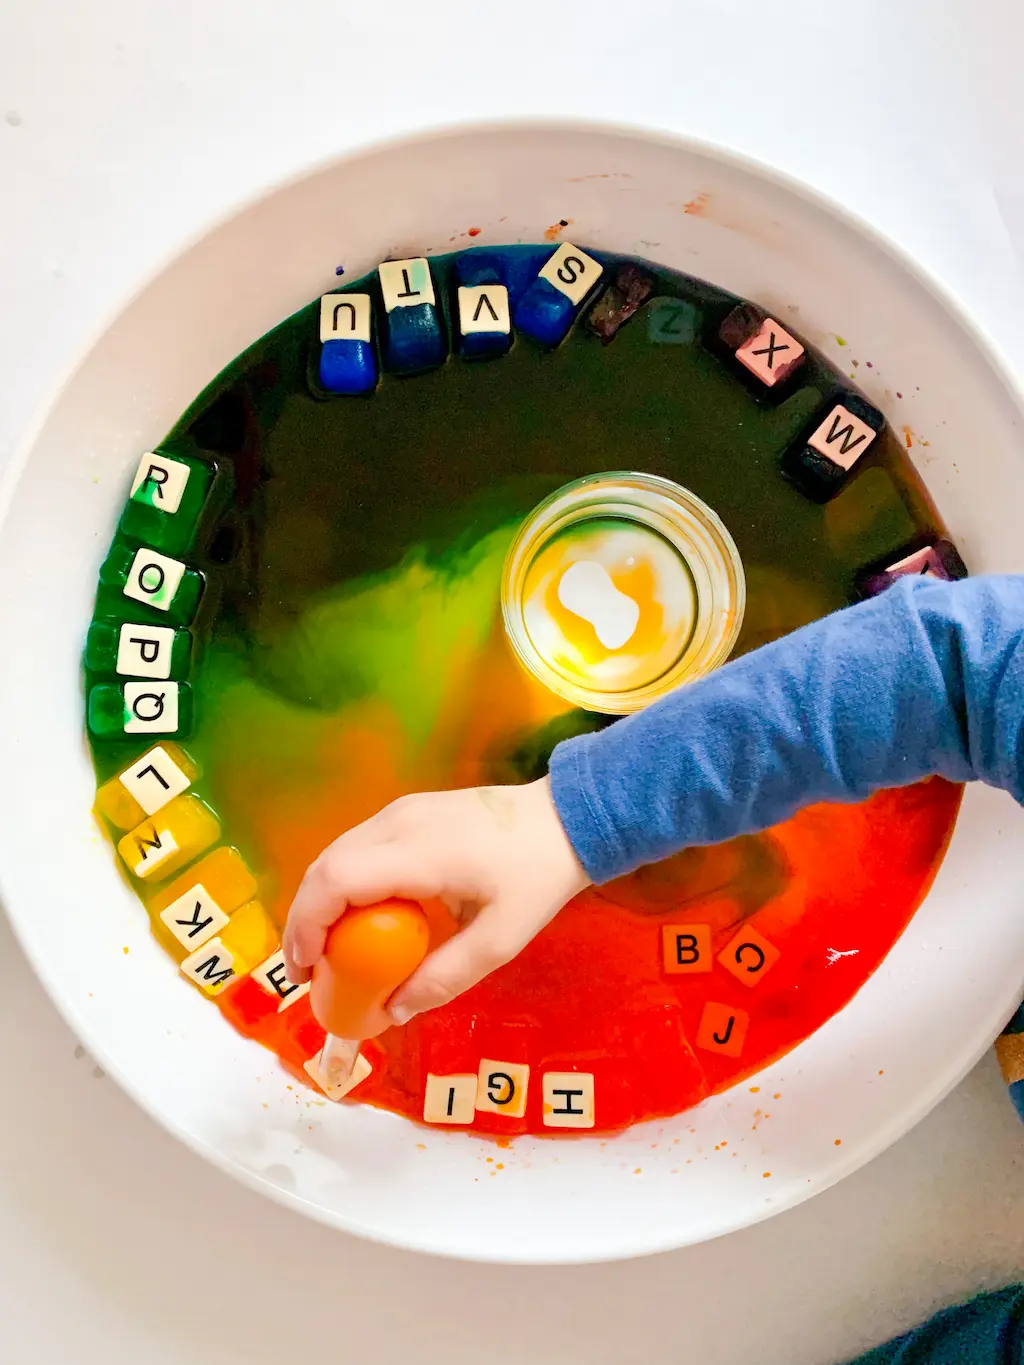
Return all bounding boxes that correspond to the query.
[3,121,1024,1265]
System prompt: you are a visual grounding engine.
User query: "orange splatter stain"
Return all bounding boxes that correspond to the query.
[878,1069,885,1076]
[834,1138,842,1146]
[762,1171,772,1178]
[773,1092,782,1099]
[467,227,481,237]
[543,218,571,242]
[496,1162,504,1170]
[416,1142,426,1150]
[902,426,914,449]
[683,191,709,216]
[122,946,129,955]
[633,1167,642,1175]
[496,1136,511,1149]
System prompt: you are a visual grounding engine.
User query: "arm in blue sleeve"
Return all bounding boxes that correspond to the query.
[548,575,1024,884]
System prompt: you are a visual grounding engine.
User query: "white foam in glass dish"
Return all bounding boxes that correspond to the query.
[2,122,1024,1264]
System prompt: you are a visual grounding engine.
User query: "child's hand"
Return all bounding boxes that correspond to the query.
[282,776,589,1024]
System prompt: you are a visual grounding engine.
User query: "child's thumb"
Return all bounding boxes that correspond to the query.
[388,908,520,1024]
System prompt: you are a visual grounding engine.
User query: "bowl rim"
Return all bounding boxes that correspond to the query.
[3,116,1023,1264]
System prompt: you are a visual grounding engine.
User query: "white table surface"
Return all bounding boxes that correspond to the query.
[3,1,1024,1360]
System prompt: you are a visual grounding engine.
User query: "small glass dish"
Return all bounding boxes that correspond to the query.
[501,472,745,714]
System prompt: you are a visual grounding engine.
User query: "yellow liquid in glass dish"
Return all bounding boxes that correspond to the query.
[522,518,698,697]
[502,472,745,714]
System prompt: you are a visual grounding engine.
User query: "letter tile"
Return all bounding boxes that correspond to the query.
[304,1046,373,1101]
[378,258,446,374]
[423,1073,477,1125]
[95,542,204,626]
[647,297,698,345]
[661,924,713,974]
[87,681,193,739]
[85,618,191,680]
[542,1071,595,1129]
[475,1058,529,1119]
[718,925,781,987]
[318,293,378,394]
[251,948,310,1012]
[157,882,230,951]
[781,391,885,502]
[456,284,512,360]
[695,1002,750,1058]
[95,742,197,829]
[120,451,216,555]
[514,242,604,346]
[718,303,805,390]
[180,936,239,996]
[117,794,219,882]
[378,258,436,311]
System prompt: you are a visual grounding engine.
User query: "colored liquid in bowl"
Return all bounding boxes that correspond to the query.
[86,245,961,1134]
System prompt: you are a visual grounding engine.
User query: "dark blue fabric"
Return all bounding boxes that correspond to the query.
[549,575,1024,883]
[844,1287,1024,1365]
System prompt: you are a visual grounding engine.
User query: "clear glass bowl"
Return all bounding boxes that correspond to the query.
[501,472,745,714]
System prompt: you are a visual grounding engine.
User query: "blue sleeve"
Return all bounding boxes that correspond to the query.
[548,575,1024,884]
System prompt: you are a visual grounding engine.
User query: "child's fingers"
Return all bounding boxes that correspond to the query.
[283,841,445,977]
[387,901,527,1023]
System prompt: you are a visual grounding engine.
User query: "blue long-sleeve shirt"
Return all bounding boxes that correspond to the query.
[549,575,1024,884]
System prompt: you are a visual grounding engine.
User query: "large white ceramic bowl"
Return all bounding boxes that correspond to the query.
[3,122,1024,1264]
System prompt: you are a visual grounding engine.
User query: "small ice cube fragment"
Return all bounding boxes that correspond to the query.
[557,560,640,650]
[586,263,655,343]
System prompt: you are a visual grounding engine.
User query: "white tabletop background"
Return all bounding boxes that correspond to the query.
[3,1,1024,1360]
